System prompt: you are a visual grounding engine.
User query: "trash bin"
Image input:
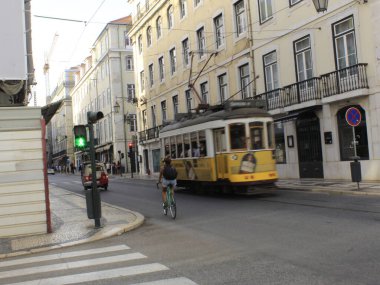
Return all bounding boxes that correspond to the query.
[350,158,361,183]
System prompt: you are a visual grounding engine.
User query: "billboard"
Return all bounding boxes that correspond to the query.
[0,0,27,80]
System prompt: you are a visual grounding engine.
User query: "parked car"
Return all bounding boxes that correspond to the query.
[47,168,55,175]
[81,162,109,191]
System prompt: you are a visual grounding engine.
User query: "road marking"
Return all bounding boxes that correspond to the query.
[131,277,198,285]
[0,245,130,268]
[0,253,146,279]
[6,263,169,285]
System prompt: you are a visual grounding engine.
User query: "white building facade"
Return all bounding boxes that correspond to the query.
[251,0,380,180]
[71,16,138,173]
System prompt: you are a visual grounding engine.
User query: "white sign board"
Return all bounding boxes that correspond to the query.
[0,0,27,80]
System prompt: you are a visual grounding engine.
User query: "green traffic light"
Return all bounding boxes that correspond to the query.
[75,136,86,148]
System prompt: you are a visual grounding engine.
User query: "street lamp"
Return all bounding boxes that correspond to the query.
[312,0,328,13]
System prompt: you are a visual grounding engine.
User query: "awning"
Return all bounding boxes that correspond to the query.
[95,144,112,153]
[273,106,322,122]
[41,99,63,124]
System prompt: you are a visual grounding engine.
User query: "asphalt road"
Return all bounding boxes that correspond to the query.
[48,174,380,285]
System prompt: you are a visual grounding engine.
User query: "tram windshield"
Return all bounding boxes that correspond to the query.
[230,123,247,150]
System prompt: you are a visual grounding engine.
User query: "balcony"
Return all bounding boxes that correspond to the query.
[251,63,368,111]
[138,125,162,144]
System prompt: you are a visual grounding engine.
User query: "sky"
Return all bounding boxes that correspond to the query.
[31,0,132,107]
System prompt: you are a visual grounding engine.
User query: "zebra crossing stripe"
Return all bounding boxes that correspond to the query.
[0,245,130,268]
[0,253,146,279]
[131,277,198,285]
[6,263,169,285]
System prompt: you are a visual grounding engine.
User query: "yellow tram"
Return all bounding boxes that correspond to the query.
[159,100,278,193]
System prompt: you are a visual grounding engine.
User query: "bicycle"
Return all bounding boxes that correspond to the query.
[157,182,177,219]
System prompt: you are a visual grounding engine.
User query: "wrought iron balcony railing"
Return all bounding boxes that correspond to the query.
[250,63,368,111]
[138,125,162,143]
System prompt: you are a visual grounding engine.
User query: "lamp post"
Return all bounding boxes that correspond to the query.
[312,0,328,13]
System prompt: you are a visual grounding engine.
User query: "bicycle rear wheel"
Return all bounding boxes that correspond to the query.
[168,187,176,219]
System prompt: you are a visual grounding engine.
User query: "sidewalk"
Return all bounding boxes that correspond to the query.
[0,186,144,259]
[1,174,379,259]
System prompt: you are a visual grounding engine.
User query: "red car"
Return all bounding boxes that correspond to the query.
[81,162,109,191]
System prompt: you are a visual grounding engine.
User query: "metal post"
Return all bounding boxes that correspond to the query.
[88,123,101,228]
[352,126,357,158]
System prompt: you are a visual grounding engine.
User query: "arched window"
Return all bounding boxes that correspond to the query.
[146,26,152,47]
[156,16,162,39]
[337,105,368,161]
[167,5,174,29]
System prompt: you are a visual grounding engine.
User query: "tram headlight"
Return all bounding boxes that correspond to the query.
[231,155,238,160]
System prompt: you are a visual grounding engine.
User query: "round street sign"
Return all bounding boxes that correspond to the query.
[345,107,362,127]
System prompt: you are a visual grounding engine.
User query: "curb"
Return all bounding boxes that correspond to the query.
[280,186,380,197]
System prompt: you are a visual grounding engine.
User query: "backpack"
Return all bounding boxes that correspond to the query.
[163,165,177,180]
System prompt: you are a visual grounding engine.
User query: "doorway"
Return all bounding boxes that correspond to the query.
[296,112,323,178]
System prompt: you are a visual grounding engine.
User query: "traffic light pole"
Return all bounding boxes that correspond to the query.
[87,123,101,228]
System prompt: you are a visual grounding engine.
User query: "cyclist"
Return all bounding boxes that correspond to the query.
[158,156,177,208]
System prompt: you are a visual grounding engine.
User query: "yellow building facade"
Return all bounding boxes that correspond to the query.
[129,0,380,180]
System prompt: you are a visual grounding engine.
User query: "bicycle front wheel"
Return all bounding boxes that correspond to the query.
[169,201,176,219]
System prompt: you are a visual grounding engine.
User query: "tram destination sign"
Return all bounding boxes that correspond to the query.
[225,99,266,111]
[345,107,361,127]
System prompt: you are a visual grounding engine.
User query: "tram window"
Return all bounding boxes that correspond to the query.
[230,123,246,150]
[249,122,264,150]
[170,136,177,158]
[164,138,170,156]
[213,128,226,152]
[183,133,191,157]
[199,130,207,157]
[177,135,184,157]
[191,132,200,157]
[267,122,275,149]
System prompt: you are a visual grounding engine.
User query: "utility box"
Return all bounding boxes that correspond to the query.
[350,160,362,183]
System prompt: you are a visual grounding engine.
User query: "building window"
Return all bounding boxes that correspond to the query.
[167,5,174,29]
[126,56,134,71]
[158,56,165,82]
[172,95,179,115]
[140,70,145,92]
[180,0,187,18]
[124,32,131,47]
[161,100,167,123]
[333,16,357,71]
[149,64,154,87]
[146,26,152,47]
[138,35,142,54]
[294,36,313,82]
[263,51,279,93]
[170,48,176,75]
[156,16,162,39]
[214,14,224,48]
[239,64,251,99]
[185,89,192,112]
[200,81,208,103]
[151,105,157,128]
[182,38,190,67]
[234,0,247,36]
[137,3,141,17]
[337,105,368,160]
[194,0,201,7]
[145,0,149,11]
[258,0,273,24]
[142,109,147,130]
[197,27,205,58]
[289,0,302,7]
[274,122,286,163]
[127,84,135,100]
[129,114,137,132]
[218,73,228,103]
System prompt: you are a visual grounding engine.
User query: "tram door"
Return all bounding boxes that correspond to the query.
[296,112,324,178]
[213,128,227,179]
